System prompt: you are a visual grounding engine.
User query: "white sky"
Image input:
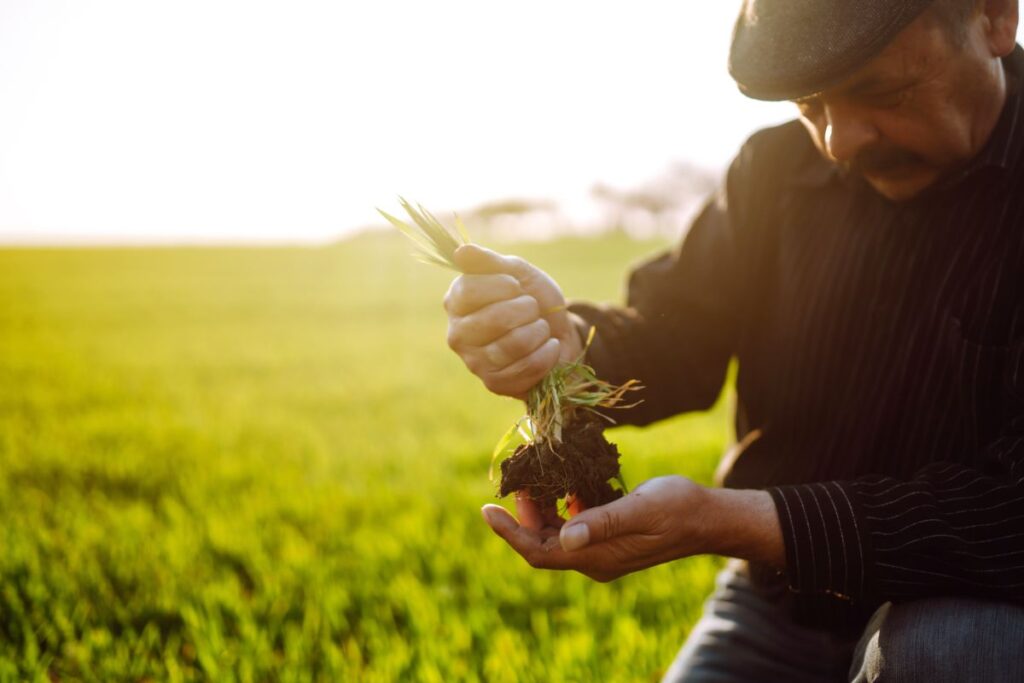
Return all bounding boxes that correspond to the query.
[0,1,793,244]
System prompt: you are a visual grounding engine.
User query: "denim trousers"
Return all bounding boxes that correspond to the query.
[662,560,1024,682]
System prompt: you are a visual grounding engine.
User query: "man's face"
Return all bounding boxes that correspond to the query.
[794,7,1009,201]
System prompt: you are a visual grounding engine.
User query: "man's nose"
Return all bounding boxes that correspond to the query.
[823,103,878,163]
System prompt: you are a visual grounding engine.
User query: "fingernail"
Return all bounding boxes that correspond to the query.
[481,505,509,531]
[560,523,589,551]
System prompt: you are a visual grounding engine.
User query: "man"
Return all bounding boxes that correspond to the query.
[445,0,1024,679]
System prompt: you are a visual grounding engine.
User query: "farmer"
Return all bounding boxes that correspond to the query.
[445,0,1024,680]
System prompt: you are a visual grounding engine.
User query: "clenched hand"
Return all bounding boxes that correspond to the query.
[444,244,583,398]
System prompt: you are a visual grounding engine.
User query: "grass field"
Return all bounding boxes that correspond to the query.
[0,232,733,682]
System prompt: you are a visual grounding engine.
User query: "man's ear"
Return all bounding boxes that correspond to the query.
[982,0,1019,57]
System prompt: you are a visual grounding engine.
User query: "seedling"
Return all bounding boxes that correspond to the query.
[380,198,641,508]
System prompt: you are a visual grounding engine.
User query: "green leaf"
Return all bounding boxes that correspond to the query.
[380,197,470,270]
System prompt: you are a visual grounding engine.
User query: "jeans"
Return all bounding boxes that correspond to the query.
[662,560,1024,682]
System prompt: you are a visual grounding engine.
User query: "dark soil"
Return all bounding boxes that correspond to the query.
[498,419,623,509]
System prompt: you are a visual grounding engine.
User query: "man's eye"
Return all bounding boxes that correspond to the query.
[863,89,907,108]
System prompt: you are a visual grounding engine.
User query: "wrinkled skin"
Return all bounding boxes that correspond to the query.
[461,0,1021,582]
[444,244,583,399]
[794,0,1019,201]
[481,477,782,582]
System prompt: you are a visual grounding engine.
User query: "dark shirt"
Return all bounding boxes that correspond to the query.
[571,46,1024,631]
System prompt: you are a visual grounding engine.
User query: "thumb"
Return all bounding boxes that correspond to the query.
[453,244,528,277]
[559,495,635,551]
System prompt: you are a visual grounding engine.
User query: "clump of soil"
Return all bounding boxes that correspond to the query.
[498,419,623,509]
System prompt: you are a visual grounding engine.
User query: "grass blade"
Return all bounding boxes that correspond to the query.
[379,197,469,270]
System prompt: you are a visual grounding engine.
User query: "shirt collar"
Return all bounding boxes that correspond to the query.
[787,44,1024,191]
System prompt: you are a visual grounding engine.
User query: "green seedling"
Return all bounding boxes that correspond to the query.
[380,198,641,503]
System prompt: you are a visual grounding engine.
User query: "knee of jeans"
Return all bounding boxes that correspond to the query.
[860,598,1024,682]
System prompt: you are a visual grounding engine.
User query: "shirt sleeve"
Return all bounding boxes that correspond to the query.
[567,136,775,427]
[769,378,1024,603]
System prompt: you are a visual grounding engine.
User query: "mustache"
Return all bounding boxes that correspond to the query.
[845,145,923,175]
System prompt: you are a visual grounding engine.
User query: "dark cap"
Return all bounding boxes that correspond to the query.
[729,0,936,101]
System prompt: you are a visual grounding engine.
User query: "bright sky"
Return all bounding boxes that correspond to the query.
[0,1,793,244]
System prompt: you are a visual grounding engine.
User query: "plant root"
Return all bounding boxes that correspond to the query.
[498,419,623,509]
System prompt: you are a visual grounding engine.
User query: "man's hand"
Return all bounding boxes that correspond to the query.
[444,244,583,399]
[481,476,785,581]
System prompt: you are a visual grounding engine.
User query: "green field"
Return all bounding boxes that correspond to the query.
[0,232,733,682]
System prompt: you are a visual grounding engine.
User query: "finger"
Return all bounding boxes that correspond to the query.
[454,244,530,278]
[515,492,546,532]
[516,493,565,537]
[481,504,548,558]
[481,505,578,571]
[444,274,523,317]
[480,319,551,370]
[447,295,540,350]
[541,503,566,530]
[481,338,560,397]
[566,494,588,517]
[453,246,574,347]
[559,493,641,552]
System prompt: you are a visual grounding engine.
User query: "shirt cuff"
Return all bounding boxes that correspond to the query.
[767,482,870,602]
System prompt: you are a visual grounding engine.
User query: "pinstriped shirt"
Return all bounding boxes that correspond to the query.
[572,47,1024,630]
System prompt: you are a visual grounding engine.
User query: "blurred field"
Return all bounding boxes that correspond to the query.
[0,232,733,682]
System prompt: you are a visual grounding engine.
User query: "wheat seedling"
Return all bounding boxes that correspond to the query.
[380,198,641,497]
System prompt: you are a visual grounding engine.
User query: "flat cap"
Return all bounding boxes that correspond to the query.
[729,0,936,101]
